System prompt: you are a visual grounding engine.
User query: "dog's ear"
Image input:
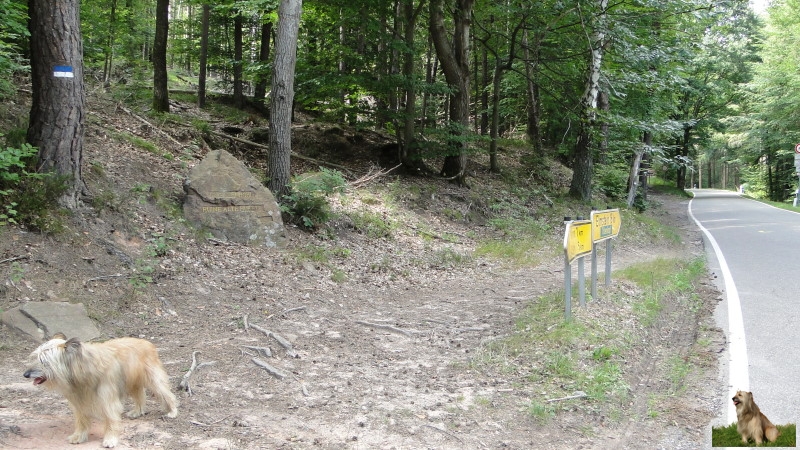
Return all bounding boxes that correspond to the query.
[51,332,67,340]
[63,337,82,353]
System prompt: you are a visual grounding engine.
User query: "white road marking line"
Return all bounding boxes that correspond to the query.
[688,197,749,425]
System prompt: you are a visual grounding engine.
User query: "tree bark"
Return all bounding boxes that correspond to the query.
[523,30,543,156]
[569,0,608,201]
[102,0,117,86]
[400,0,426,172]
[253,20,274,105]
[429,0,475,185]
[27,0,86,208]
[676,126,691,189]
[268,0,303,201]
[153,0,169,112]
[198,4,210,108]
[233,10,244,108]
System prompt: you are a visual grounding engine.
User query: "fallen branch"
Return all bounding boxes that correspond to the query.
[159,296,177,316]
[355,320,413,337]
[0,255,27,265]
[208,237,239,246]
[545,391,587,403]
[422,424,463,443]
[249,323,299,358]
[349,164,401,188]
[265,306,306,320]
[452,326,490,334]
[190,415,230,427]
[252,358,287,380]
[293,375,310,397]
[85,274,127,285]
[118,104,184,148]
[243,345,272,358]
[179,351,216,395]
[209,130,353,174]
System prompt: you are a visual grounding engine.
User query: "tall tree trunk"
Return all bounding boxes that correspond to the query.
[153,0,170,112]
[253,20,274,105]
[268,0,303,201]
[27,0,86,208]
[523,31,542,156]
[233,11,244,108]
[429,0,475,185]
[185,4,193,74]
[676,126,690,189]
[103,0,117,86]
[627,131,651,207]
[480,45,489,136]
[488,61,501,173]
[198,4,210,108]
[569,0,608,201]
[400,0,425,171]
[597,90,609,165]
[388,1,401,132]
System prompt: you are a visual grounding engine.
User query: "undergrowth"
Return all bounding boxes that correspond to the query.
[469,256,708,423]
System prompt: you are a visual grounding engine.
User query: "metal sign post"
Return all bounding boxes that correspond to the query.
[590,208,621,297]
[563,219,592,321]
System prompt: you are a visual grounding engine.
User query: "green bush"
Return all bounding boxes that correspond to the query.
[0,137,69,231]
[282,168,346,229]
[12,173,69,232]
[595,163,629,200]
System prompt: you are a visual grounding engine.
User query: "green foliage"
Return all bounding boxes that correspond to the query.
[282,168,347,229]
[12,173,70,232]
[0,0,28,99]
[147,234,170,257]
[595,163,629,201]
[348,210,394,238]
[0,140,35,183]
[0,138,68,231]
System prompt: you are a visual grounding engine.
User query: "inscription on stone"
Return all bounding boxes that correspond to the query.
[183,150,286,247]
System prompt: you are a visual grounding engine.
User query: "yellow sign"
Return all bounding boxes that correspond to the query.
[564,220,592,263]
[591,209,621,242]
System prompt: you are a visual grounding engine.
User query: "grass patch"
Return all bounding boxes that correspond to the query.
[348,210,395,238]
[111,130,173,160]
[470,291,629,414]
[470,254,708,422]
[711,422,795,447]
[616,257,705,326]
[475,216,555,267]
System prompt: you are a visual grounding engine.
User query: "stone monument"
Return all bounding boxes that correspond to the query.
[183,150,286,247]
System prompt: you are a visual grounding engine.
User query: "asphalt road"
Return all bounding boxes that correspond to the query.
[688,189,799,427]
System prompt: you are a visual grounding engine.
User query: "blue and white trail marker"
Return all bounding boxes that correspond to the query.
[53,66,74,78]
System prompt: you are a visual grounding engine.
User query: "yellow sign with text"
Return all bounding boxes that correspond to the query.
[591,209,621,242]
[564,220,592,263]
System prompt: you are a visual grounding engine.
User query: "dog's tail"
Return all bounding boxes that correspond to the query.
[765,424,779,443]
[146,364,179,418]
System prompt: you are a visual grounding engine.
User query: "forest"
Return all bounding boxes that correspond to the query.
[1,0,799,211]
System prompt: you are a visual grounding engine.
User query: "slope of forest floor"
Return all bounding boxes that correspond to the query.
[0,91,725,449]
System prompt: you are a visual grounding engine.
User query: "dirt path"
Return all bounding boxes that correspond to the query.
[0,192,724,450]
[0,94,724,449]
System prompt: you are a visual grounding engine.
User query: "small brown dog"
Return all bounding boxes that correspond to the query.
[733,390,779,445]
[24,333,178,448]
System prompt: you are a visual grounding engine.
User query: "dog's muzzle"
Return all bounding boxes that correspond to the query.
[732,396,740,406]
[23,368,47,385]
